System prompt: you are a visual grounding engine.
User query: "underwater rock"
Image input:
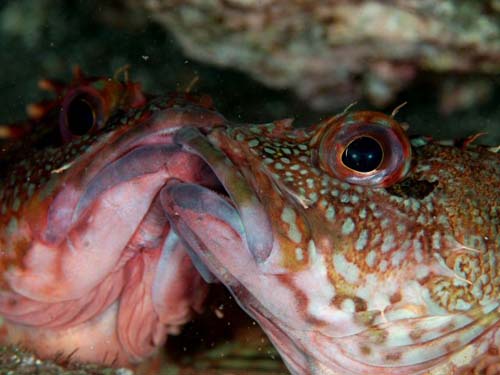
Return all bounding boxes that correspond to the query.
[0,345,134,375]
[127,0,500,110]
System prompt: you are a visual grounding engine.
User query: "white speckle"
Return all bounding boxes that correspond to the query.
[366,250,377,268]
[281,207,302,243]
[341,182,350,190]
[386,325,412,347]
[321,176,330,187]
[401,239,412,252]
[248,139,259,147]
[308,240,318,261]
[432,232,441,250]
[437,215,449,225]
[381,234,395,253]
[450,345,475,368]
[379,260,388,272]
[359,208,367,219]
[417,214,426,224]
[342,218,355,235]
[355,229,369,251]
[340,194,350,203]
[325,205,336,221]
[425,201,434,212]
[413,238,423,262]
[391,249,407,267]
[343,207,353,214]
[381,218,390,229]
[333,254,359,283]
[298,252,336,321]
[295,247,304,261]
[454,299,471,310]
[298,144,308,150]
[341,298,356,313]
[308,192,318,203]
[411,200,421,212]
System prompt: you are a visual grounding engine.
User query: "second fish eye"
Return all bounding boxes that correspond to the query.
[66,96,96,136]
[59,87,105,143]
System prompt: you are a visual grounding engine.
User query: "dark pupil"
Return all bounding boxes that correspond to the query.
[67,97,95,135]
[341,137,383,173]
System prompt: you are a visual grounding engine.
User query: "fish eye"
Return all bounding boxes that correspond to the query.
[341,136,383,173]
[60,88,104,142]
[313,111,411,187]
[66,96,95,135]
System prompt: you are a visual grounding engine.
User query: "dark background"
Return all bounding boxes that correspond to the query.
[0,0,498,143]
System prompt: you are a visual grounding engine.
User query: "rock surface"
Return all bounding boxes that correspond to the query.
[128,0,500,110]
[0,345,134,375]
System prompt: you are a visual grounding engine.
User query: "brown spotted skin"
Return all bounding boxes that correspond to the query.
[0,71,222,281]
[171,111,500,374]
[1,70,499,374]
[0,74,144,283]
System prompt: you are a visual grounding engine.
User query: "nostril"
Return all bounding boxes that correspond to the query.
[385,178,438,199]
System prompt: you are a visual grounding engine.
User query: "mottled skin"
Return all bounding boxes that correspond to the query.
[161,112,500,374]
[1,71,499,374]
[0,72,219,366]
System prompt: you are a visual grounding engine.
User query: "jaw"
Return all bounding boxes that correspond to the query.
[0,110,222,365]
[156,129,500,375]
[160,178,314,374]
[157,177,500,375]
[4,103,223,303]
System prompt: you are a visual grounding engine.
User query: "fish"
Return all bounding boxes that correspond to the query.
[1,69,499,374]
[159,110,500,374]
[0,69,223,367]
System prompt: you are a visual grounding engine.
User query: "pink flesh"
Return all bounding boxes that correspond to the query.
[1,144,210,365]
[160,180,314,371]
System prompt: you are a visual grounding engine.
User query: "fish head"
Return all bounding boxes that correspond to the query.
[0,72,224,365]
[163,110,500,374]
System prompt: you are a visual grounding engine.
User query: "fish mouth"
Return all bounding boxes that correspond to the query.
[70,123,274,270]
[7,106,229,303]
[43,104,274,291]
[169,127,274,262]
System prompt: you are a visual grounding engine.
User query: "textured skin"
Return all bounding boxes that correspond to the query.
[161,111,500,374]
[0,72,220,366]
[1,71,499,374]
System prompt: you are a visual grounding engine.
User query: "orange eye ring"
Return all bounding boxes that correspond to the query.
[311,111,411,187]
